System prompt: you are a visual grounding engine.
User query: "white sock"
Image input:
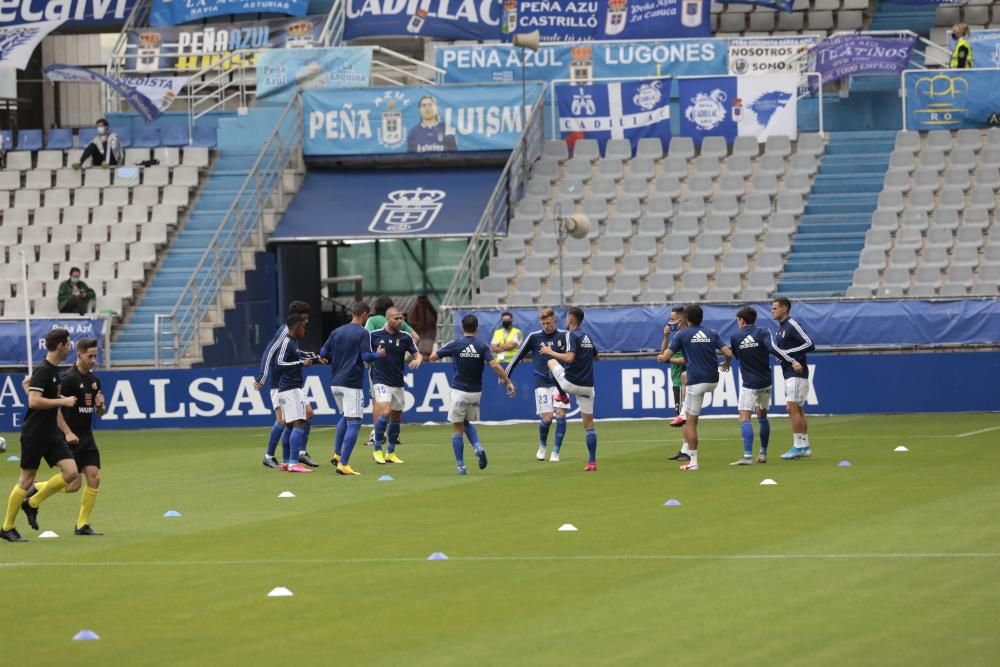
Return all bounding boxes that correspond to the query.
[802,434,810,448]
[688,449,699,465]
[679,408,687,419]
[681,442,691,454]
[795,434,805,447]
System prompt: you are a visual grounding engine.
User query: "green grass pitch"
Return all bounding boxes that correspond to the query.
[3,413,1000,666]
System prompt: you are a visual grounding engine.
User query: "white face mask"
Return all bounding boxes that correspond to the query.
[71,277,80,284]
[97,126,107,135]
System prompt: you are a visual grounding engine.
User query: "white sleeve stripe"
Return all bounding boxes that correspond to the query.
[275,337,298,366]
[28,386,44,392]
[770,331,795,363]
[781,319,813,355]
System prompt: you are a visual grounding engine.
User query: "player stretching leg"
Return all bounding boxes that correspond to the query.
[541,307,600,471]
[1,329,80,542]
[254,301,316,468]
[729,306,774,465]
[431,315,515,475]
[663,306,733,471]
[659,307,693,461]
[320,302,385,476]
[275,315,317,473]
[770,298,816,460]
[370,308,423,464]
[503,308,569,462]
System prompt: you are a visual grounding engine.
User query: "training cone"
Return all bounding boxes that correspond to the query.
[73,630,100,641]
[663,499,683,507]
[760,479,778,486]
[378,475,394,482]
[894,446,909,452]
[163,510,182,518]
[277,491,295,498]
[6,455,19,462]
[267,587,294,597]
[558,523,578,532]
[39,530,59,539]
[838,460,852,467]
[427,552,449,560]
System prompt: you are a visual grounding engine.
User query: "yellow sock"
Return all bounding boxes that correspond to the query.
[33,481,47,494]
[28,472,68,508]
[3,486,27,531]
[77,487,99,528]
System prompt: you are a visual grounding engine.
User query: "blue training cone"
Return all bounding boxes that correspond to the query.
[663,499,683,507]
[427,552,449,561]
[378,475,394,482]
[7,455,19,462]
[163,510,182,518]
[838,460,852,467]
[73,630,100,641]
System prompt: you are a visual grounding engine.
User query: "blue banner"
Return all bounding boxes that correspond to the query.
[905,69,1000,130]
[151,0,309,27]
[459,300,1000,352]
[678,73,798,144]
[0,0,136,25]
[344,0,500,40]
[505,0,711,43]
[810,34,916,88]
[2,352,998,431]
[949,30,1000,70]
[556,77,671,153]
[256,47,372,102]
[0,318,105,367]
[272,166,503,239]
[721,0,791,11]
[303,83,543,156]
[436,39,727,85]
[43,64,187,123]
[127,15,327,73]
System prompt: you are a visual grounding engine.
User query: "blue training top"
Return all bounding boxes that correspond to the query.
[256,324,288,388]
[320,322,379,389]
[773,318,815,380]
[730,325,774,390]
[667,325,727,386]
[275,335,308,392]
[505,329,569,388]
[562,329,597,387]
[436,336,495,393]
[370,328,418,388]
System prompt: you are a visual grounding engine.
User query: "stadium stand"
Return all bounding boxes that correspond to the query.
[479,132,825,306]
[849,128,1000,298]
[0,128,215,323]
[711,0,870,37]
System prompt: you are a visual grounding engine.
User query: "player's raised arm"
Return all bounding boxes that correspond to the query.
[504,331,534,376]
[719,345,733,372]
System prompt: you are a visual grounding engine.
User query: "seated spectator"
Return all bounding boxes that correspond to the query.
[58,267,96,315]
[74,118,123,169]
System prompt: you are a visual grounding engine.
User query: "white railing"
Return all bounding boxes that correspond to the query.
[154,94,303,367]
[435,87,546,344]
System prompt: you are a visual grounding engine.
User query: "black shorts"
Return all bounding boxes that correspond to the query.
[72,435,101,470]
[20,433,74,471]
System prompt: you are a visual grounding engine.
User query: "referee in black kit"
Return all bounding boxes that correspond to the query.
[1,329,79,543]
[28,337,106,535]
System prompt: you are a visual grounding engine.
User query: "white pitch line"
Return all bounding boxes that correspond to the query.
[956,425,1000,438]
[3,552,1000,569]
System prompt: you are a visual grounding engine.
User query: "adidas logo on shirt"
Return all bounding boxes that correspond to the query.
[739,336,758,350]
[459,344,480,358]
[691,330,712,343]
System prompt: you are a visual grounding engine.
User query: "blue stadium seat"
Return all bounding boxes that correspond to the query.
[78,127,99,146]
[0,130,11,150]
[46,128,73,149]
[15,129,43,151]
[192,126,217,148]
[161,125,190,147]
[133,126,161,148]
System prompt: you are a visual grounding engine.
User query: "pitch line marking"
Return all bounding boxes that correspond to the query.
[3,553,1000,569]
[956,426,1000,438]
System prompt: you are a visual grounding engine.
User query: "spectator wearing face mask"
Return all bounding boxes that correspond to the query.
[490,311,523,364]
[74,118,123,169]
[58,267,96,315]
